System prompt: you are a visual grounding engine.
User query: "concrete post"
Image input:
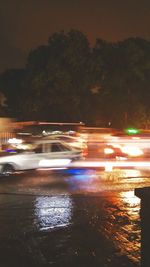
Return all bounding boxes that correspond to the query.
[135,187,150,267]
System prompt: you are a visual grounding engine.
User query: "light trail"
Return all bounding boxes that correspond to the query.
[38,159,150,171]
[70,159,150,171]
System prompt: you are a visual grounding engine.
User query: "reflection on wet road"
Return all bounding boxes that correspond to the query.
[35,196,73,230]
[0,167,150,266]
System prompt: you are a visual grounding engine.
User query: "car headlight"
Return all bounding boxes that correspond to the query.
[121,145,143,157]
[104,147,114,154]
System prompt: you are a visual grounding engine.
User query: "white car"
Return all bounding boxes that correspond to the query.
[0,140,83,176]
[43,134,87,152]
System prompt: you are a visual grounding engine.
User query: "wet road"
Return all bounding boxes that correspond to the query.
[0,168,150,267]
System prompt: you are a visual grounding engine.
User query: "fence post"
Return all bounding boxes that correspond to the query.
[135,187,150,267]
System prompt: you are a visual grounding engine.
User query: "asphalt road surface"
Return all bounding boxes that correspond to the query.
[0,167,150,267]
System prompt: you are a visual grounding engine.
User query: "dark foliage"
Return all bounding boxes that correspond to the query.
[0,30,150,128]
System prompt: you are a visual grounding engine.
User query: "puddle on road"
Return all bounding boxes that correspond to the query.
[101,190,141,264]
[0,191,141,267]
[34,195,73,231]
[32,190,141,265]
[0,169,146,266]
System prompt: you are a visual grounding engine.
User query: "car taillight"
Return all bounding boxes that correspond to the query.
[82,146,88,157]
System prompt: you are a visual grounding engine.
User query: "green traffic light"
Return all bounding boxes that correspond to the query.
[125,128,140,134]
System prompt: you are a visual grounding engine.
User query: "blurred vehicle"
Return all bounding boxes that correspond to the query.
[106,133,150,159]
[78,127,116,143]
[103,145,127,160]
[43,134,88,157]
[77,127,117,159]
[0,139,83,176]
[13,121,85,136]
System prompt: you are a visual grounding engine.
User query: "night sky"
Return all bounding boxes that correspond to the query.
[1,0,150,73]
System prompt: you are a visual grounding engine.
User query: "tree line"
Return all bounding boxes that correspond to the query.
[0,29,150,129]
